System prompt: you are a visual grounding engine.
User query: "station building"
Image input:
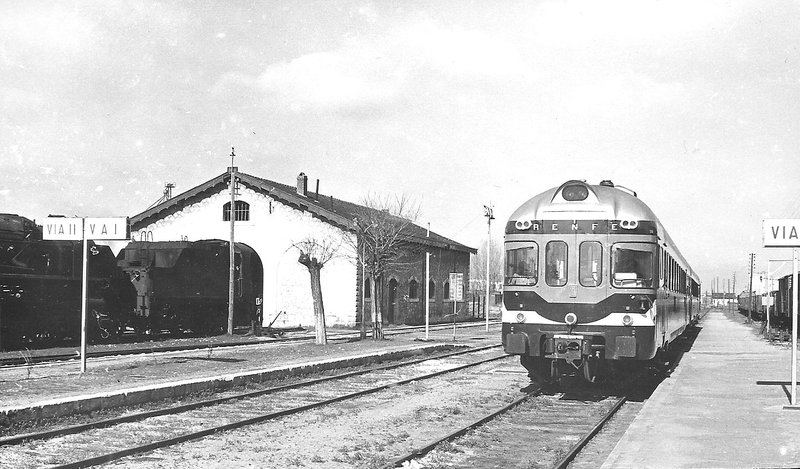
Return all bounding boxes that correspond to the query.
[128,169,475,329]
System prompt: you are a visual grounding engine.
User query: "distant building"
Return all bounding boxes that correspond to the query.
[129,170,475,329]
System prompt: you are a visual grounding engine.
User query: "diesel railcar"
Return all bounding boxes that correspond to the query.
[0,214,133,350]
[502,180,701,383]
[116,240,264,335]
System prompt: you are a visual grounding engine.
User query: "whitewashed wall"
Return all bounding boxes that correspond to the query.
[133,186,358,328]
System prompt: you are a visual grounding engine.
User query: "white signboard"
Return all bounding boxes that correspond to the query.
[44,217,129,240]
[449,272,464,301]
[41,217,129,373]
[763,219,800,248]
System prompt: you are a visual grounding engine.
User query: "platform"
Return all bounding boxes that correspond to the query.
[602,308,800,468]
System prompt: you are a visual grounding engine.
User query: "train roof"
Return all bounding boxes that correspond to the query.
[507,180,699,283]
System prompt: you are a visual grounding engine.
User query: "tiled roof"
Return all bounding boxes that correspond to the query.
[130,171,476,254]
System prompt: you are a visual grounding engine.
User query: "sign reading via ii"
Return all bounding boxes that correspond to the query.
[763,219,800,248]
[44,217,130,241]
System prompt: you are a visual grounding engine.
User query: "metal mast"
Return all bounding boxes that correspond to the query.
[228,147,236,335]
[484,204,494,332]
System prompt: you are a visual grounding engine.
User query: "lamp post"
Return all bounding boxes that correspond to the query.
[483,204,494,332]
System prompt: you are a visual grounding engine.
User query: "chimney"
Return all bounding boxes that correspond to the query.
[315,179,320,200]
[296,172,308,197]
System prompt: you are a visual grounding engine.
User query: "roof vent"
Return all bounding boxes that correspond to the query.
[599,180,615,187]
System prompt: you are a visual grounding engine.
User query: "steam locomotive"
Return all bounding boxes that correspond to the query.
[0,213,264,350]
[116,240,263,335]
[0,214,133,350]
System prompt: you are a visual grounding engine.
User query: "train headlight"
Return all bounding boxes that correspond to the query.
[562,184,589,201]
[516,312,525,323]
[564,312,577,326]
[622,314,633,326]
[620,220,639,230]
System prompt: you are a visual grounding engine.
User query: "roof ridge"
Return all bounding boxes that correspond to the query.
[130,170,475,253]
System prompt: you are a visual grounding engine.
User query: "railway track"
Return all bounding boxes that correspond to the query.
[385,388,628,468]
[0,344,510,468]
[0,320,500,368]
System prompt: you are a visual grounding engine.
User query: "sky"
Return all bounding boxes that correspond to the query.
[2,0,799,292]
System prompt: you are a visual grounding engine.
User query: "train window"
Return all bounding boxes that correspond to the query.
[545,241,568,287]
[505,242,538,286]
[611,243,655,289]
[579,242,603,287]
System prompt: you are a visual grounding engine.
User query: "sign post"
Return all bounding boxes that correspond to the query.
[449,273,463,340]
[763,219,800,408]
[43,217,129,373]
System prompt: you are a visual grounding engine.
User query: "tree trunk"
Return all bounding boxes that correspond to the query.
[299,254,327,345]
[309,266,327,344]
[360,295,367,340]
[372,277,383,340]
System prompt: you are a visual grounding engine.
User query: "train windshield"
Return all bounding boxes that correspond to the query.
[505,242,538,286]
[611,243,656,288]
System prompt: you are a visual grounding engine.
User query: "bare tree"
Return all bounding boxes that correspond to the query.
[293,236,341,345]
[470,238,504,293]
[347,193,420,340]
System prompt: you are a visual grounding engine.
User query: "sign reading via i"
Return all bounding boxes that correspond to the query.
[43,217,130,240]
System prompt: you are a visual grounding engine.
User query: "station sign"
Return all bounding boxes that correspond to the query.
[763,219,800,248]
[449,272,464,302]
[43,217,129,240]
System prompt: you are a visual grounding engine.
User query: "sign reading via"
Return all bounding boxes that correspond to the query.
[763,219,800,248]
[44,217,130,241]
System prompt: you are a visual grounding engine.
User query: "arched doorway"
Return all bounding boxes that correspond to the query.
[387,278,398,324]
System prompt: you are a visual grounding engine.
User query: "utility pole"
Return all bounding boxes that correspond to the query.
[483,204,494,332]
[228,147,236,335]
[425,222,430,340]
[747,253,755,323]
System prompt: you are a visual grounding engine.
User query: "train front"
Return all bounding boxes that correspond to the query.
[501,180,660,383]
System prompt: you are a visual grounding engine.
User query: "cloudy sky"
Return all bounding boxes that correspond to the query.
[2,1,799,291]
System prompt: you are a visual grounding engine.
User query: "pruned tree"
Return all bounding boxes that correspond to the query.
[347,193,420,340]
[293,236,341,345]
[470,238,504,293]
